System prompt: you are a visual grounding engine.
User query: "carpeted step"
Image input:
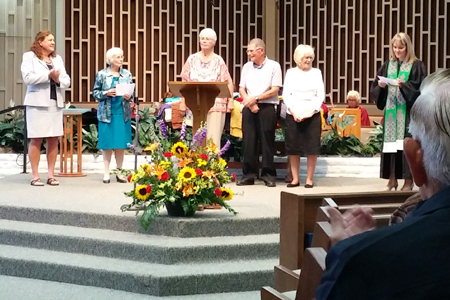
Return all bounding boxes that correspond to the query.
[0,245,276,296]
[0,219,279,264]
[0,205,279,237]
[0,275,261,300]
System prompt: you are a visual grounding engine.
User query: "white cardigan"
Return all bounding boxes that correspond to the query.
[282,67,325,115]
[21,51,71,108]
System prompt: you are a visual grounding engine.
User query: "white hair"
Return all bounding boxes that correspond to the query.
[409,69,450,186]
[347,90,361,103]
[105,47,123,65]
[199,28,217,42]
[293,44,315,66]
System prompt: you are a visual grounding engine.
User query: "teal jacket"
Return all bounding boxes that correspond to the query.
[92,66,134,123]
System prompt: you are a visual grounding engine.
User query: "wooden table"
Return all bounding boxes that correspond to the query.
[57,108,90,177]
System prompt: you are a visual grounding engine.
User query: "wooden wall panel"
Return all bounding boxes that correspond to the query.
[278,0,450,104]
[64,0,264,103]
[0,0,55,112]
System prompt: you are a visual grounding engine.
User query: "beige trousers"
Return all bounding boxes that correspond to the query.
[206,111,226,147]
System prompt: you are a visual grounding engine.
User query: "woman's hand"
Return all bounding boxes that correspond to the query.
[49,69,61,83]
[378,81,387,88]
[123,93,131,100]
[106,88,116,97]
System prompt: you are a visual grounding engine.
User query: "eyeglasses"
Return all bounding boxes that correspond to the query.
[246,47,262,54]
[200,37,213,41]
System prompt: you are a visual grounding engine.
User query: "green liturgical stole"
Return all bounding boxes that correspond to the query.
[382,60,413,153]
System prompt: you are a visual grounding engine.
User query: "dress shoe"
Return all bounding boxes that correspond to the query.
[116,174,127,183]
[383,179,398,191]
[236,179,254,186]
[304,183,314,188]
[287,182,300,188]
[103,179,110,184]
[265,181,276,187]
[400,181,414,191]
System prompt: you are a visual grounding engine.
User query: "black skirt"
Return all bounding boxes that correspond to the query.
[285,112,321,156]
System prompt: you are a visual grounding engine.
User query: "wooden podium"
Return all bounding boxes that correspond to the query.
[57,108,90,177]
[168,82,231,134]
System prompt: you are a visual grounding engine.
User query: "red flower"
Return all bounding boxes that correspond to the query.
[200,153,208,160]
[160,172,170,181]
[127,175,132,182]
[214,188,222,197]
[231,173,236,182]
[195,169,203,176]
[236,97,243,102]
[146,185,152,194]
[164,152,172,158]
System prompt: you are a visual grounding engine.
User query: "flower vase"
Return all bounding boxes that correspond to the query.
[165,201,196,217]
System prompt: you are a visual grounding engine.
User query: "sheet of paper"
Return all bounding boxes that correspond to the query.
[378,75,398,86]
[116,83,135,96]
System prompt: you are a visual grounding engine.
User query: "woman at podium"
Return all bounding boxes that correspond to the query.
[92,47,134,184]
[180,28,234,147]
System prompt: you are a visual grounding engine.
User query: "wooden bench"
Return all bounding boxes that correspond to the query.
[275,199,401,293]
[275,191,416,291]
[261,247,327,300]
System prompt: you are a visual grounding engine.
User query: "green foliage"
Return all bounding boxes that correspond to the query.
[131,107,159,149]
[0,110,25,152]
[320,114,381,157]
[220,133,243,162]
[78,124,100,156]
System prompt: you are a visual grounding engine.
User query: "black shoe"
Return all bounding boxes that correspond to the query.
[265,181,276,187]
[103,179,110,184]
[236,179,255,186]
[116,174,127,183]
[287,182,300,188]
[304,183,314,188]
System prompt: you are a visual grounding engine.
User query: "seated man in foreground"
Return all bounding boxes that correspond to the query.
[316,69,450,300]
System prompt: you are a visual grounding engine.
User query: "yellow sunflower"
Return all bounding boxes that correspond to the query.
[220,188,233,200]
[171,142,188,158]
[135,185,151,201]
[178,167,197,181]
[144,142,160,152]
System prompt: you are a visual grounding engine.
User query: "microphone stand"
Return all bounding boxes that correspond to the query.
[133,96,140,192]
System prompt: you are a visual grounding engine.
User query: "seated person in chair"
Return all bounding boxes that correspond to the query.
[346,90,370,126]
[316,69,450,300]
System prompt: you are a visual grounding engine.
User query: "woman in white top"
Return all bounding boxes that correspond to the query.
[21,30,71,186]
[282,44,325,188]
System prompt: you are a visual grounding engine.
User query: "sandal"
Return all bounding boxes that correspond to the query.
[30,178,44,186]
[47,178,60,186]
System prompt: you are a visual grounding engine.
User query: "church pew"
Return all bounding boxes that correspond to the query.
[262,247,326,300]
[276,201,396,292]
[276,191,415,291]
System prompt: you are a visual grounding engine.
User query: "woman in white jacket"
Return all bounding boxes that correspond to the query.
[21,30,71,186]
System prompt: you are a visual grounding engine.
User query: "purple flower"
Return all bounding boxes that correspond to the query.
[158,119,168,139]
[219,140,231,157]
[191,131,199,147]
[180,122,187,140]
[127,143,142,155]
[199,127,207,144]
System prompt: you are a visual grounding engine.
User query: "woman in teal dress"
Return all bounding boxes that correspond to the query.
[92,47,134,183]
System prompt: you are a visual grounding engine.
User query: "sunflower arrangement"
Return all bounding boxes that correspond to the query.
[121,120,237,230]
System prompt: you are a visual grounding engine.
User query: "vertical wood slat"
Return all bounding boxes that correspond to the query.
[278,0,449,105]
[63,0,264,104]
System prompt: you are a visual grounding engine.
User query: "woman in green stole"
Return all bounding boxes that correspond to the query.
[370,32,426,191]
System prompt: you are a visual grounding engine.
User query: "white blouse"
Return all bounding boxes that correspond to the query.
[282,67,325,115]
